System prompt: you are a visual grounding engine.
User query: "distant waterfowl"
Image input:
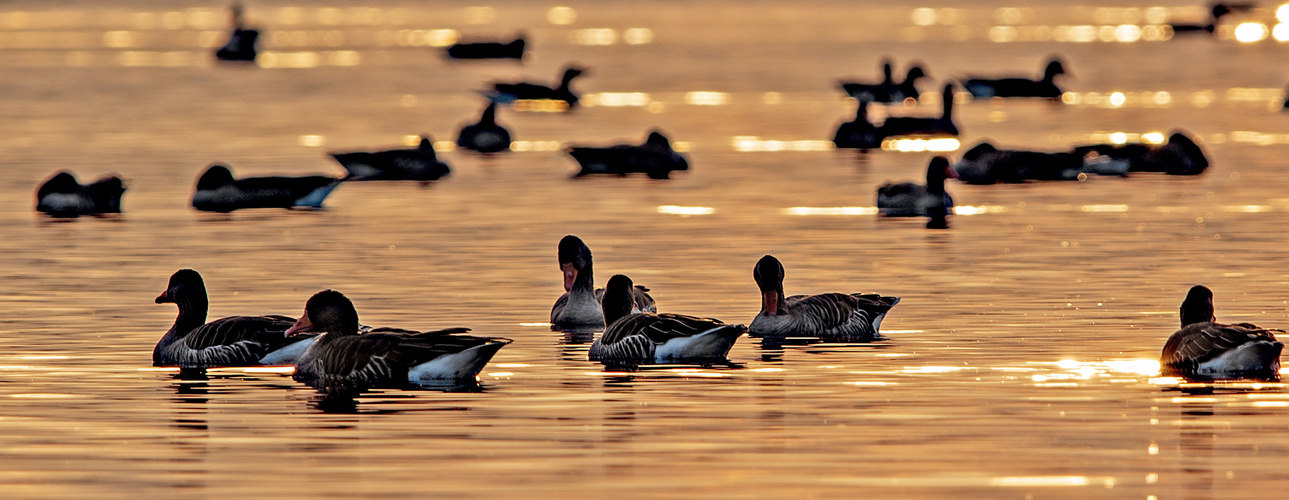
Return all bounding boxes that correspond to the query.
[328,136,450,182]
[588,274,745,363]
[749,255,900,341]
[214,3,259,62]
[1071,131,1209,175]
[840,62,928,103]
[488,66,587,109]
[446,36,526,60]
[962,58,1066,99]
[566,130,689,179]
[876,156,955,221]
[456,102,512,153]
[551,235,656,330]
[1169,3,1248,35]
[952,142,1090,184]
[35,171,126,217]
[287,290,510,392]
[191,164,343,212]
[878,83,959,137]
[832,100,882,150]
[153,269,316,368]
[1160,285,1284,379]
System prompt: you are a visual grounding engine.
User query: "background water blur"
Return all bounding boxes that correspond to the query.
[2,1,1289,498]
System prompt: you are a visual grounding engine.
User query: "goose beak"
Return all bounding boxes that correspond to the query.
[285,312,313,336]
[562,263,576,292]
[762,290,778,316]
[155,291,172,304]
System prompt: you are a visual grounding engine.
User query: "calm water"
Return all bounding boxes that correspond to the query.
[3,1,1289,498]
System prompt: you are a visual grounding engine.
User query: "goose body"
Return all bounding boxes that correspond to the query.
[878,83,958,137]
[489,66,586,108]
[214,3,258,62]
[952,142,1088,184]
[329,136,450,181]
[840,63,927,103]
[550,235,656,330]
[589,275,744,363]
[877,156,955,217]
[567,130,689,179]
[191,164,343,212]
[1071,131,1208,176]
[749,255,899,340]
[962,59,1066,99]
[832,100,882,150]
[35,171,127,217]
[1161,285,1284,379]
[287,290,510,392]
[153,269,317,368]
[456,102,512,153]
[446,37,525,60]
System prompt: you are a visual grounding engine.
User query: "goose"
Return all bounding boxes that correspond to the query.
[456,102,512,153]
[286,290,511,392]
[214,3,258,62]
[588,274,745,363]
[877,156,955,218]
[878,83,959,137]
[551,235,656,330]
[832,99,882,150]
[191,164,343,212]
[1170,3,1247,35]
[1160,285,1284,379]
[1071,131,1208,176]
[840,63,928,103]
[488,66,587,109]
[952,142,1088,184]
[962,58,1066,99]
[35,171,126,217]
[328,136,450,181]
[153,269,317,368]
[567,130,689,179]
[445,36,525,60]
[749,255,900,340]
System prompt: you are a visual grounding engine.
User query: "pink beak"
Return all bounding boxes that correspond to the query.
[284,311,312,336]
[562,263,576,292]
[762,290,778,316]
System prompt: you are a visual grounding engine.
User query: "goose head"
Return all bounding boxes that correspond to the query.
[753,255,786,315]
[925,156,955,193]
[155,269,206,305]
[286,289,360,337]
[558,235,593,292]
[1043,58,1067,81]
[37,171,81,198]
[602,274,636,326]
[1179,285,1216,327]
[904,65,927,83]
[196,164,236,190]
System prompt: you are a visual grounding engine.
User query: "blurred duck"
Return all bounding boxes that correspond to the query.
[567,130,689,179]
[214,2,258,62]
[446,36,526,60]
[832,100,881,150]
[286,290,511,392]
[876,156,955,226]
[456,102,512,153]
[191,164,343,212]
[588,274,745,363]
[749,255,900,341]
[1170,3,1249,35]
[1071,131,1208,176]
[1161,285,1283,379]
[328,136,450,182]
[551,235,656,330]
[952,142,1090,184]
[962,58,1066,99]
[878,83,959,137]
[840,61,928,103]
[35,171,126,217]
[488,66,587,109]
[154,269,317,368]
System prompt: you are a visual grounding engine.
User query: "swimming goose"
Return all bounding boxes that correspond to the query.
[191,164,343,212]
[551,235,656,330]
[446,36,526,60]
[1170,3,1247,35]
[588,274,745,363]
[35,171,127,217]
[832,99,882,150]
[1160,285,1284,379]
[153,269,316,368]
[328,136,450,182]
[952,142,1088,184]
[878,84,959,137]
[456,102,512,153]
[749,255,900,340]
[567,130,689,179]
[1071,131,1208,176]
[877,156,955,218]
[840,63,928,103]
[962,58,1066,99]
[489,66,587,109]
[287,290,510,392]
[214,3,258,62]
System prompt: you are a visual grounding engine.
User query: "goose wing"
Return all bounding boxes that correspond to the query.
[180,315,296,364]
[1161,322,1282,371]
[599,313,726,346]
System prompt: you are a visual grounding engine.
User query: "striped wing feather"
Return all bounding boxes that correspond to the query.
[315,328,484,386]
[181,315,295,364]
[1162,322,1283,371]
[592,313,728,361]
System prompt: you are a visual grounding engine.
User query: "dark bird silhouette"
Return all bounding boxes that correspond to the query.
[952,142,1090,184]
[214,3,258,62]
[191,164,343,212]
[456,102,512,153]
[35,171,126,217]
[1071,131,1209,176]
[566,130,689,179]
[1161,285,1283,380]
[588,274,745,364]
[551,235,656,330]
[832,99,882,150]
[1169,3,1250,35]
[840,61,928,103]
[446,36,525,60]
[488,66,587,109]
[962,58,1066,99]
[328,136,450,182]
[877,156,956,221]
[878,83,959,137]
[749,255,900,341]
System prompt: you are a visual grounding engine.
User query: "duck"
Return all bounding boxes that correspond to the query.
[1160,285,1284,379]
[749,255,900,341]
[952,142,1088,184]
[566,130,689,179]
[840,62,928,103]
[551,235,656,330]
[445,36,526,60]
[877,156,955,218]
[588,274,745,363]
[488,66,587,109]
[35,171,127,217]
[832,99,882,150]
[328,136,450,182]
[877,83,959,137]
[1170,3,1247,35]
[456,102,512,153]
[286,290,511,392]
[1070,130,1208,176]
[962,58,1066,99]
[153,269,317,368]
[214,3,259,62]
[191,164,343,212]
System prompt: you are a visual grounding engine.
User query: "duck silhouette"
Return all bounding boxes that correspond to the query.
[952,142,1088,184]
[191,164,343,212]
[489,66,587,109]
[962,58,1066,99]
[878,83,958,137]
[456,102,513,153]
[566,130,689,179]
[840,61,928,103]
[446,35,525,60]
[329,136,450,181]
[832,99,882,150]
[1071,131,1208,176]
[214,3,258,62]
[877,156,956,220]
[35,171,127,217]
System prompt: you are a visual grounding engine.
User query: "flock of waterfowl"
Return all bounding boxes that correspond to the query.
[27,3,1288,395]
